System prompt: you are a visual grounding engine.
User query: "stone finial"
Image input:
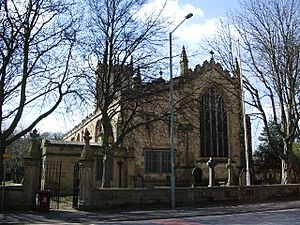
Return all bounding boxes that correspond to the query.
[80,130,94,160]
[132,66,141,88]
[26,129,41,158]
[84,130,92,143]
[181,46,188,62]
[130,55,133,66]
[159,70,163,78]
[78,130,95,209]
[209,50,215,64]
[180,45,189,76]
[234,57,240,77]
[30,129,39,139]
[130,56,134,76]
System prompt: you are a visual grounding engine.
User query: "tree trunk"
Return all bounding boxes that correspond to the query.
[101,151,113,188]
[0,142,6,184]
[281,141,293,184]
[100,113,114,188]
[281,159,292,184]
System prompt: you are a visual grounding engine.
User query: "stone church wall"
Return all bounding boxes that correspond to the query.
[120,60,245,187]
[61,55,247,189]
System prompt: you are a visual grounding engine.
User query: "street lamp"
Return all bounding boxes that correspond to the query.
[237,39,251,186]
[169,13,193,209]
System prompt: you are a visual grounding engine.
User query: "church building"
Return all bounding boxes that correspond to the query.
[44,47,249,192]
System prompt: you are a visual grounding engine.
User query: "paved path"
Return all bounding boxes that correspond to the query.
[1,200,300,224]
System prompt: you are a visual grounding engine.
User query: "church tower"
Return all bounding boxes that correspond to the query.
[180,45,189,76]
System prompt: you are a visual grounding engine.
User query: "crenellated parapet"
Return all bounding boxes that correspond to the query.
[63,111,102,142]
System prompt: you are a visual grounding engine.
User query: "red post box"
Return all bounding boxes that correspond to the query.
[37,190,51,212]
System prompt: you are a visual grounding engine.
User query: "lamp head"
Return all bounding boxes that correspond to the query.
[185,13,193,19]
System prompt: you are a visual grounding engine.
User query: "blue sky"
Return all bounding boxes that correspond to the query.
[183,0,239,18]
[163,0,240,42]
[140,0,240,68]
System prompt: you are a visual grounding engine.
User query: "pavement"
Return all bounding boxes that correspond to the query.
[1,200,300,224]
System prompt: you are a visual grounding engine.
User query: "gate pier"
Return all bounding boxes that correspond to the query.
[78,130,95,210]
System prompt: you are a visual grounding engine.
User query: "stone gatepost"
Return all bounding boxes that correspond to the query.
[78,130,95,210]
[226,158,234,186]
[23,129,41,209]
[206,157,216,187]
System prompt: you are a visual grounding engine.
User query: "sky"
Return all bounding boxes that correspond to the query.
[35,0,241,134]
[165,0,239,42]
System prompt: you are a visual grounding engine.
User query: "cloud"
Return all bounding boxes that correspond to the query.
[163,0,204,24]
[141,1,222,44]
[138,0,204,27]
[177,17,221,44]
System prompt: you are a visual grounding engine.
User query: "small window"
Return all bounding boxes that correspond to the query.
[145,149,171,173]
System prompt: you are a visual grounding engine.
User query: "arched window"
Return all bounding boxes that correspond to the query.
[199,87,228,157]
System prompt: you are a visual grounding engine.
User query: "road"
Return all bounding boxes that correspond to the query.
[1,200,300,224]
[110,208,300,225]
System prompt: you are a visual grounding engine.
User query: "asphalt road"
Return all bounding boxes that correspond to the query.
[1,200,300,224]
[112,208,300,225]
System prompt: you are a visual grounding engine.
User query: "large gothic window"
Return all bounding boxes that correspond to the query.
[200,87,228,157]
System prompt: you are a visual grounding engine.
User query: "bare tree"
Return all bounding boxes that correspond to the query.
[203,0,300,184]
[79,0,170,187]
[0,0,80,178]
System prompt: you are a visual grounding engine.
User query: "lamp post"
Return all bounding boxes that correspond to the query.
[169,13,193,209]
[237,39,251,186]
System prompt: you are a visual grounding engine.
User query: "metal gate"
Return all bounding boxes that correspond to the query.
[40,160,62,209]
[72,161,80,209]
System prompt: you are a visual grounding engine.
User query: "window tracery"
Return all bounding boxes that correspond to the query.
[199,87,228,157]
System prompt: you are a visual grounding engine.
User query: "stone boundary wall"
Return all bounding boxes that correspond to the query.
[2,184,300,211]
[0,185,29,210]
[91,184,300,210]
